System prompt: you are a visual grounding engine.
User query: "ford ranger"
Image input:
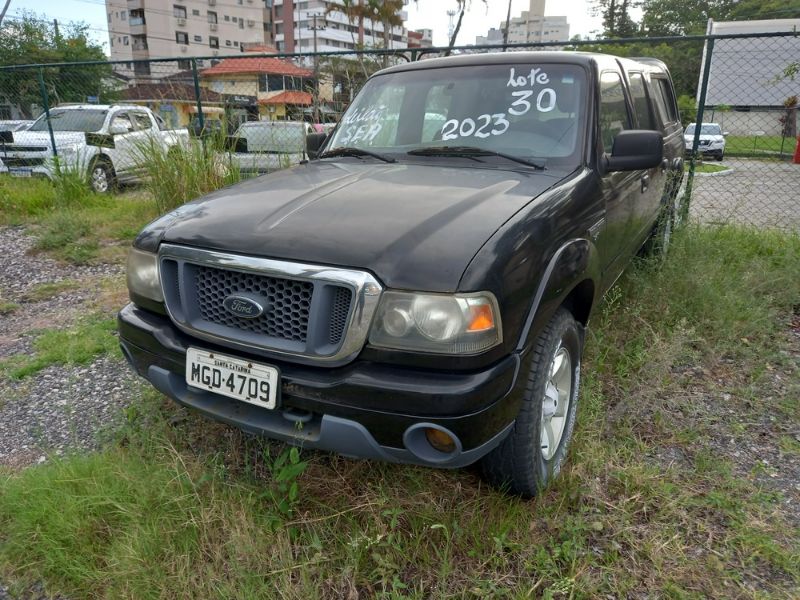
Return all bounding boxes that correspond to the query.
[119,52,684,496]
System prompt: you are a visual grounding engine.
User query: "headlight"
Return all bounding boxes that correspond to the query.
[369,291,502,354]
[126,247,163,302]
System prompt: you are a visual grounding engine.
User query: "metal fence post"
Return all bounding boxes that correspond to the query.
[37,67,58,159]
[681,37,715,223]
[191,58,205,134]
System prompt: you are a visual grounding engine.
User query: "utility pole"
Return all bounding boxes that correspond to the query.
[308,13,326,124]
[0,0,11,27]
[502,0,512,51]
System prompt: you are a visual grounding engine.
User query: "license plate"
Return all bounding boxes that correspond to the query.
[185,347,279,410]
[9,168,32,177]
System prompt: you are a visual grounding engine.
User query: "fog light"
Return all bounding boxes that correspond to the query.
[425,428,456,453]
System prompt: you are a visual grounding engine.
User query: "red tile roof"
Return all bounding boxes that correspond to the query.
[120,83,224,103]
[259,91,313,106]
[200,56,312,78]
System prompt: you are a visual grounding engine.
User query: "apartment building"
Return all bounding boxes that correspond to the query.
[270,1,408,54]
[105,0,273,76]
[476,0,569,47]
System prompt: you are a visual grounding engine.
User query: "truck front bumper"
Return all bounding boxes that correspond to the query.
[118,303,525,468]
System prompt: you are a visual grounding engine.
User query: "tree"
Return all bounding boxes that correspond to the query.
[592,0,639,38]
[447,1,488,56]
[0,13,114,117]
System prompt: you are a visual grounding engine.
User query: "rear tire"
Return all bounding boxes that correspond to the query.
[480,308,582,498]
[88,159,115,194]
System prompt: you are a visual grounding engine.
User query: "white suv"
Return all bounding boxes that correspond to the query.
[684,122,727,161]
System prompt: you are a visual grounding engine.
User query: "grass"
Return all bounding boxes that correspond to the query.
[19,279,81,303]
[0,176,160,265]
[0,225,798,598]
[693,162,730,174]
[0,314,120,379]
[725,134,798,159]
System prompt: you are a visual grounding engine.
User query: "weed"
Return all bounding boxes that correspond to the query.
[0,300,19,315]
[20,280,81,303]
[0,314,119,379]
[134,137,242,214]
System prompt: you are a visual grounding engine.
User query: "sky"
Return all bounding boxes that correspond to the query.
[10,0,606,53]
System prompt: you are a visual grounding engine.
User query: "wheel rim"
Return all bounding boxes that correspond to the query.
[540,344,572,461]
[91,166,108,192]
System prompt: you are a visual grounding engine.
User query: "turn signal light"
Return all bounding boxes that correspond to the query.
[467,303,495,332]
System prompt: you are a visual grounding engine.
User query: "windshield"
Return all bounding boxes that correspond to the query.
[235,122,307,153]
[29,108,108,133]
[685,124,721,136]
[327,63,586,166]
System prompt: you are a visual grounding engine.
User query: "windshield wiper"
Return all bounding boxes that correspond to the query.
[319,146,396,163]
[407,146,546,169]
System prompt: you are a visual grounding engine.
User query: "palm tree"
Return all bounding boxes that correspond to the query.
[447,0,487,56]
[324,0,362,48]
[365,0,405,52]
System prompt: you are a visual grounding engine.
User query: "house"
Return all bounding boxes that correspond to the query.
[699,19,800,136]
[119,82,225,128]
[199,46,316,122]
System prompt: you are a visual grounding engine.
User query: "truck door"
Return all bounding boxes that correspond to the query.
[596,69,639,280]
[106,112,138,176]
[627,71,665,245]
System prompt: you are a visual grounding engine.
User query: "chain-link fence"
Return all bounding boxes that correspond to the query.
[0,33,798,229]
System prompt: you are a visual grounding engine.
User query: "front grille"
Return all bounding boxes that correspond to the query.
[1,145,47,152]
[158,244,381,365]
[195,265,313,342]
[3,157,45,167]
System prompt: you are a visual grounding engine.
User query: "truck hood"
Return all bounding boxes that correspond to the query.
[9,130,86,149]
[155,161,567,292]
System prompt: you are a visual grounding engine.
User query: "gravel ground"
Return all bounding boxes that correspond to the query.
[0,226,142,470]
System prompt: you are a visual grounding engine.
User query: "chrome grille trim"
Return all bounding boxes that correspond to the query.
[158,243,383,366]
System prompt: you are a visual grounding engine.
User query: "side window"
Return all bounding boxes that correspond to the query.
[110,113,133,133]
[131,112,153,130]
[628,72,655,129]
[655,78,678,124]
[599,71,630,151]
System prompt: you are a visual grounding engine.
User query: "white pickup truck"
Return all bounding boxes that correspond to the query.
[0,104,188,193]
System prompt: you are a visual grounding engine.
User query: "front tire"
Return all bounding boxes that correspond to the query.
[88,159,115,194]
[480,308,582,498]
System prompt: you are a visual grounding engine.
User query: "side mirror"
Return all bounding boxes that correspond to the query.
[722,131,730,137]
[110,123,130,136]
[605,130,663,172]
[306,132,328,160]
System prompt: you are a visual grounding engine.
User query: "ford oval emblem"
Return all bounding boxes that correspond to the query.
[223,295,265,319]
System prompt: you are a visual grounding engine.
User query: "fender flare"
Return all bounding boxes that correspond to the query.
[515,237,601,352]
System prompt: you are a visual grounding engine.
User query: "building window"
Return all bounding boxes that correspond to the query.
[209,37,219,48]
[224,15,230,21]
[120,10,126,20]
[123,36,129,46]
[192,9,200,16]
[226,40,232,46]
[233,40,239,46]
[107,12,111,22]
[239,19,244,29]
[173,5,187,18]
[176,31,189,44]
[193,35,202,42]
[178,59,191,70]
[208,11,217,23]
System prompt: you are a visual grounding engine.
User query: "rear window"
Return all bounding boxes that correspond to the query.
[651,77,678,125]
[628,72,655,129]
[599,71,630,151]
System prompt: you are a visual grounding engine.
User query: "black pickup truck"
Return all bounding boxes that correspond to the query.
[119,52,683,496]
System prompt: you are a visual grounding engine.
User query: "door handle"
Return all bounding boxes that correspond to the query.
[641,174,650,193]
